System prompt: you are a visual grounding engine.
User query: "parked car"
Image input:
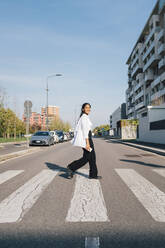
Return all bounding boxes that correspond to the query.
[29,131,54,146]
[55,130,64,142]
[50,131,59,144]
[63,132,68,141]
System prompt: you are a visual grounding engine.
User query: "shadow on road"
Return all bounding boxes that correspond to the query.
[0,230,165,248]
[120,159,165,168]
[45,162,89,179]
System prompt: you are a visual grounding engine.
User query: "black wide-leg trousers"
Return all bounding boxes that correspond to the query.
[68,131,98,178]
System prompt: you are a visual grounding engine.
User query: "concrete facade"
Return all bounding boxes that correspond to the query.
[110,103,127,136]
[137,106,165,144]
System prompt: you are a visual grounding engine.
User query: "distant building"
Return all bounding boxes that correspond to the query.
[30,112,42,127]
[109,103,127,136]
[22,112,42,128]
[41,105,59,129]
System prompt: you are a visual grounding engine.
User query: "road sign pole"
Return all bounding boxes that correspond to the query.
[24,100,32,148]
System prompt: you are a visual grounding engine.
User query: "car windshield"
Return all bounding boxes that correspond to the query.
[34,132,49,136]
[56,131,63,136]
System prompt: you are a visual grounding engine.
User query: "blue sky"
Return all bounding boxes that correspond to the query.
[0,0,156,127]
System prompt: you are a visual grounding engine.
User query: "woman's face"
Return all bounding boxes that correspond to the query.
[83,104,91,115]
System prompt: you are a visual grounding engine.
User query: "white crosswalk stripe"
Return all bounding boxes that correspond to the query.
[0,170,24,185]
[66,169,109,222]
[115,169,165,222]
[0,169,59,223]
[153,169,165,178]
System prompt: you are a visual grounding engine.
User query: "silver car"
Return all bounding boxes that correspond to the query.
[29,131,54,146]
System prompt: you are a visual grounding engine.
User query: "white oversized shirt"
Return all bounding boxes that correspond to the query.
[71,113,92,148]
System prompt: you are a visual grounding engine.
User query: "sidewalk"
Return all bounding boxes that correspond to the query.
[106,137,165,157]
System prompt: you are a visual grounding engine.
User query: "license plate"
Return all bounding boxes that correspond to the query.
[36,140,41,143]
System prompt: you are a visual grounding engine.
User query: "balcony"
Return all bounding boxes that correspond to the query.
[132,63,143,77]
[144,28,155,46]
[145,71,154,82]
[158,43,165,55]
[158,57,165,69]
[130,89,134,97]
[128,68,132,75]
[151,88,165,101]
[135,90,144,101]
[157,29,164,41]
[151,76,161,89]
[143,54,160,72]
[127,107,134,115]
[142,41,155,61]
[135,101,145,110]
[136,73,143,81]
[134,80,144,92]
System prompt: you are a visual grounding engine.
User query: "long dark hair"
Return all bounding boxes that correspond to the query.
[80,103,91,118]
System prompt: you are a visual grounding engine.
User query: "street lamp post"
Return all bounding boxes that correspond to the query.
[46,74,62,131]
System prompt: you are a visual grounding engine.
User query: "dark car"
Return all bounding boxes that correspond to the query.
[55,130,64,142]
[29,131,54,146]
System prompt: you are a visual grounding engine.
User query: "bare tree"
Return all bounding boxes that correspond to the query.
[0,87,7,108]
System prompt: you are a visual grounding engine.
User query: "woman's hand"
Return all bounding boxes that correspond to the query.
[86,144,91,151]
[85,138,90,151]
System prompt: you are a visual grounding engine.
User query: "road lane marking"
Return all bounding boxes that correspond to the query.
[66,169,109,222]
[85,237,100,248]
[115,169,165,222]
[0,170,24,185]
[0,169,59,223]
[153,169,165,178]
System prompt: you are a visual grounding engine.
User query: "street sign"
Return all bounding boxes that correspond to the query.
[24,100,32,117]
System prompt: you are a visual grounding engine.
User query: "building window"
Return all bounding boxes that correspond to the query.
[150,119,165,130]
[141,112,148,117]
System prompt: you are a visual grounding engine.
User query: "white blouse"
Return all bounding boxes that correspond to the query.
[71,113,92,148]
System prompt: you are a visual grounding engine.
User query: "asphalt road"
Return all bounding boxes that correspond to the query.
[0,142,28,156]
[0,138,165,248]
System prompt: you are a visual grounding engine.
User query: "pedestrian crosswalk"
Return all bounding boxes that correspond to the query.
[0,168,165,224]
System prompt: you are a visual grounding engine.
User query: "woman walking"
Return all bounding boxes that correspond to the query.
[67,103,101,180]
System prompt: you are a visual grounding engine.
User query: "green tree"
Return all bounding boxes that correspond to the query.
[49,118,71,132]
[0,107,26,138]
[93,124,110,135]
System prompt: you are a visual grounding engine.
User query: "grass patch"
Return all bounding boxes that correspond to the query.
[0,137,27,143]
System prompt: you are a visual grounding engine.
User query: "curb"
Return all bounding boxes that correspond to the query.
[110,139,165,157]
[0,147,41,163]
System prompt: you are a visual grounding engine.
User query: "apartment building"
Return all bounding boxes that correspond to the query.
[30,112,42,127]
[41,105,59,129]
[126,0,165,144]
[22,112,42,129]
[126,0,165,119]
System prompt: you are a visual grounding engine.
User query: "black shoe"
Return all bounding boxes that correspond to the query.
[67,166,74,179]
[89,176,102,180]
